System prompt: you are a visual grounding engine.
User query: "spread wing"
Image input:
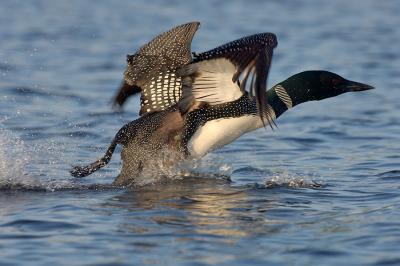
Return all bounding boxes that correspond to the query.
[114,22,200,115]
[178,33,277,124]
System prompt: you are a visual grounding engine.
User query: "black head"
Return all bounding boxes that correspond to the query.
[280,71,374,104]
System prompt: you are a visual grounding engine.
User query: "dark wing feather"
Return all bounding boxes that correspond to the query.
[115,22,200,114]
[192,33,277,124]
[112,81,141,108]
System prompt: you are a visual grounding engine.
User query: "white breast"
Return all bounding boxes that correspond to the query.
[187,115,265,158]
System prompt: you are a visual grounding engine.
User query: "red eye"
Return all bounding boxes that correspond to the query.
[332,78,341,86]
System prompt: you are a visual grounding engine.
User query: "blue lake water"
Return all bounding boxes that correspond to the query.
[1,0,399,265]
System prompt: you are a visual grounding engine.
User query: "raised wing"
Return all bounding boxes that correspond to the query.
[118,22,200,115]
[179,33,277,124]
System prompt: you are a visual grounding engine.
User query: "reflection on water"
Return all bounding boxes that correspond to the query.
[108,177,287,247]
[111,178,254,237]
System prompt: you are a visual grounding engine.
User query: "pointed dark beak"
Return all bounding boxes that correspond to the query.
[343,80,374,92]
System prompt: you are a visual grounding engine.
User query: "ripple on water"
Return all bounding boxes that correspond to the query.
[3,86,86,102]
[1,219,82,232]
[232,166,273,177]
[376,170,400,180]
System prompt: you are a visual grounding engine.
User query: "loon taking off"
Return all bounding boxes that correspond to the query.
[71,22,373,186]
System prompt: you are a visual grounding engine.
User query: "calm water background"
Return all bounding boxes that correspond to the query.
[1,0,399,265]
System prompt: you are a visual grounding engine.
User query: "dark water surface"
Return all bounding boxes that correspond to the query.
[1,0,399,265]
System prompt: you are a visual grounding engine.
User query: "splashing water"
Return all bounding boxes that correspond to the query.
[125,152,233,187]
[0,122,233,190]
[0,128,37,189]
[265,170,324,188]
[0,126,317,191]
[0,124,81,191]
[177,154,233,180]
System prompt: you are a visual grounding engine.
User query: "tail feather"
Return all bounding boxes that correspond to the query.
[70,140,118,178]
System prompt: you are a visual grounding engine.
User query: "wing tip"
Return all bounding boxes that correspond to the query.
[185,21,200,28]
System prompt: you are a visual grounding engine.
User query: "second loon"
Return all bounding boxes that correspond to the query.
[70,22,373,186]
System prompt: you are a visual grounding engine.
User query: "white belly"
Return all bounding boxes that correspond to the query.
[187,115,265,158]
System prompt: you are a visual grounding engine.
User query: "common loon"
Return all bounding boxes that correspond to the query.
[71,22,373,186]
